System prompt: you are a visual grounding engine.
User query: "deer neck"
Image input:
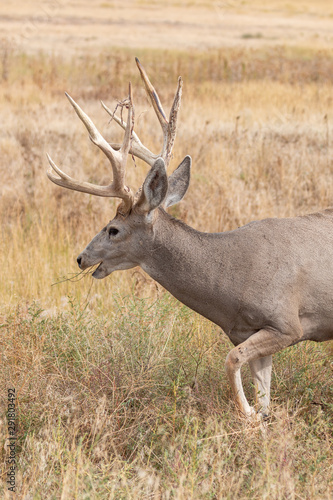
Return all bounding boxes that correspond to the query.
[139,209,229,326]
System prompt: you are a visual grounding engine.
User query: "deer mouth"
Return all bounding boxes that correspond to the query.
[92,262,104,278]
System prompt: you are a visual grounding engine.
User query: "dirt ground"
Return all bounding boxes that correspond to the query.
[1,0,332,56]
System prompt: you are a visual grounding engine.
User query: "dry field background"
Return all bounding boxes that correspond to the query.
[0,1,333,498]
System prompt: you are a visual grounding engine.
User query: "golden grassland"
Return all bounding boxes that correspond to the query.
[0,40,333,498]
[1,46,333,311]
[2,0,333,57]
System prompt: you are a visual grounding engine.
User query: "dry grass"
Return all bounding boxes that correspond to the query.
[1,299,332,498]
[0,43,333,498]
[1,0,333,56]
[1,47,333,310]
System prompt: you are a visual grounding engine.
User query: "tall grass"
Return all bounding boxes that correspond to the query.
[1,46,332,498]
[1,298,332,498]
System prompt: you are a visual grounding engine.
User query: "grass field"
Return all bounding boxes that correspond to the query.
[1,1,333,498]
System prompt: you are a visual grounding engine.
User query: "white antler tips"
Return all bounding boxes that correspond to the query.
[46,153,57,173]
[65,92,76,108]
[46,153,71,181]
[64,92,101,148]
[135,58,168,126]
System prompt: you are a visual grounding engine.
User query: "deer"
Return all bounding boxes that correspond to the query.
[47,58,333,419]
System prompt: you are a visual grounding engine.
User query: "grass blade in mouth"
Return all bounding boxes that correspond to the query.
[51,265,100,286]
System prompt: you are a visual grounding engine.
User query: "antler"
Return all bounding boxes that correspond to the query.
[47,84,135,214]
[47,60,182,213]
[103,57,182,168]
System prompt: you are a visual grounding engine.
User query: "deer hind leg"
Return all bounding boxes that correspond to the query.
[248,355,272,417]
[225,328,298,418]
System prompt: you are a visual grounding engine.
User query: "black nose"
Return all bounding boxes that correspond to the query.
[77,256,82,268]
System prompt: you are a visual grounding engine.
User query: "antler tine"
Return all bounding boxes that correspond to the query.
[99,59,182,169]
[166,76,182,162]
[135,58,168,133]
[46,153,125,197]
[119,83,134,158]
[65,92,128,190]
[135,57,183,167]
[101,100,159,167]
[47,89,134,213]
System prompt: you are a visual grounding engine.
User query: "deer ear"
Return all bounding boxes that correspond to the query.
[136,158,168,213]
[164,156,191,208]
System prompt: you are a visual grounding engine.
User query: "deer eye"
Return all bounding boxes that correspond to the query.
[108,227,119,236]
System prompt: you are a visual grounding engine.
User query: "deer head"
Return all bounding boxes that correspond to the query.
[47,58,191,279]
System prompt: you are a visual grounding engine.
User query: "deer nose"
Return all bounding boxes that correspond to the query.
[77,256,82,268]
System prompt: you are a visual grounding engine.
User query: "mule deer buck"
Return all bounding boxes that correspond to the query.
[47,58,333,418]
